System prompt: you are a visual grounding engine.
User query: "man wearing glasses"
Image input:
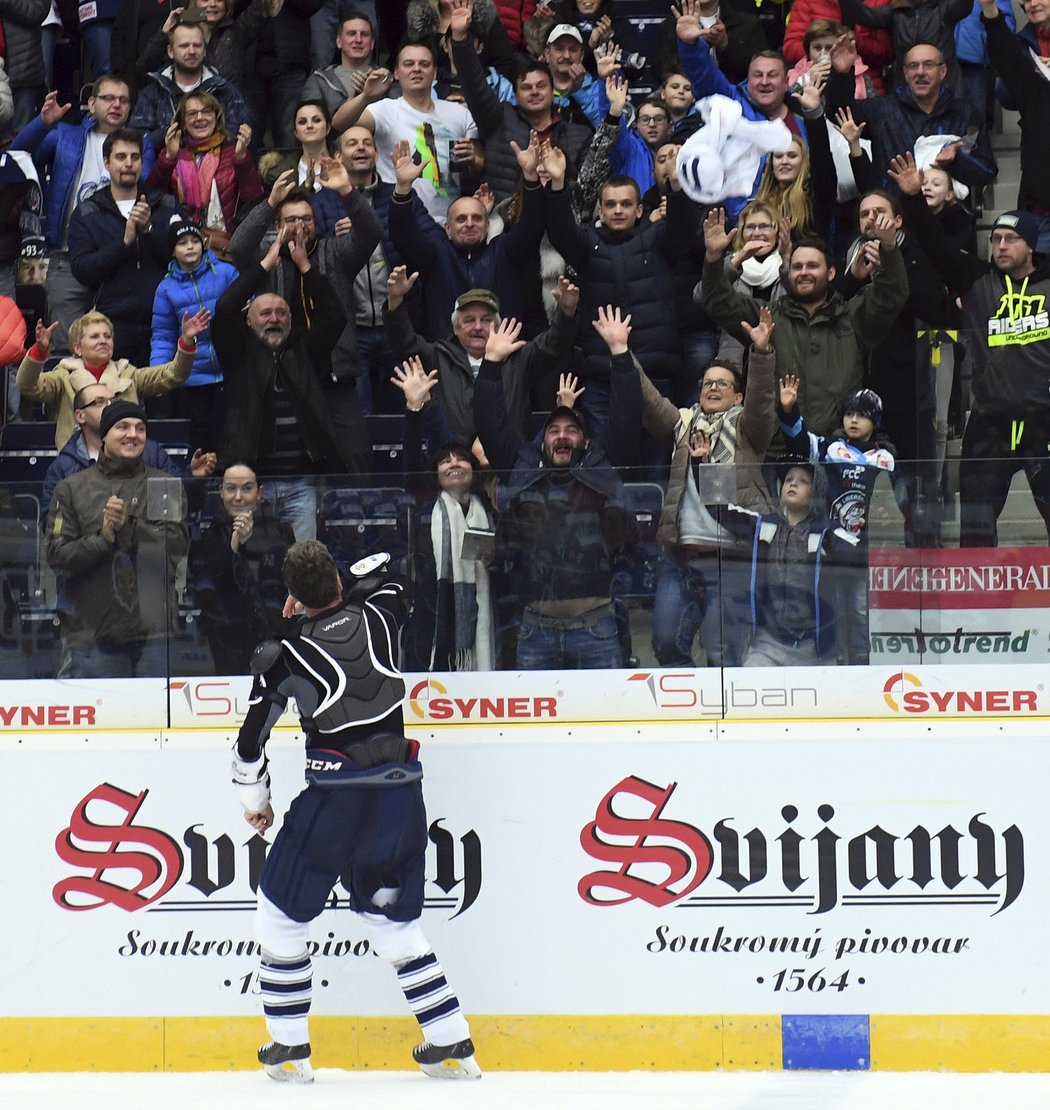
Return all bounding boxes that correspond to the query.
[12,75,155,354]
[824,38,996,192]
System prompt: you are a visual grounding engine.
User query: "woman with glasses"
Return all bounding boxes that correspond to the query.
[146,90,263,258]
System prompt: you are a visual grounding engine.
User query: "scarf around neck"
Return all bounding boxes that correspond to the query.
[741,250,783,290]
[174,133,226,220]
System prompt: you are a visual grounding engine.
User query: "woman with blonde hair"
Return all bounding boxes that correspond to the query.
[15,307,211,449]
[146,90,262,258]
[755,134,815,239]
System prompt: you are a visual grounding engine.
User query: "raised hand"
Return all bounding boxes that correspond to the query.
[181,307,212,344]
[778,373,799,410]
[448,0,473,41]
[699,18,728,51]
[101,495,128,542]
[887,151,924,196]
[556,372,585,408]
[537,139,566,187]
[287,226,311,272]
[390,355,439,410]
[333,216,352,237]
[474,182,495,215]
[230,509,254,551]
[362,68,394,101]
[830,31,857,74]
[386,265,419,307]
[741,305,775,353]
[485,317,526,363]
[606,73,628,117]
[160,7,185,35]
[797,69,826,114]
[41,89,72,126]
[551,275,579,317]
[234,123,252,161]
[592,304,632,354]
[123,194,152,245]
[268,168,297,210]
[319,153,352,194]
[832,106,866,155]
[703,206,733,261]
[34,319,60,354]
[392,139,424,192]
[164,119,182,159]
[510,131,540,180]
[594,42,622,80]
[869,211,898,248]
[671,0,702,45]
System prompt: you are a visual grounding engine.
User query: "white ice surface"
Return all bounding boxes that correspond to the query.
[4,1070,1050,1110]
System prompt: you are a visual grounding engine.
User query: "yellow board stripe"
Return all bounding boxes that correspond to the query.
[2,1015,1049,1072]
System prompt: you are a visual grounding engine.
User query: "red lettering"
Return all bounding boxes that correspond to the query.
[73,706,96,725]
[24,705,44,725]
[0,706,14,726]
[49,706,70,725]
[1015,691,1038,711]
[986,691,1008,712]
[429,697,454,720]
[507,698,528,718]
[902,691,927,712]
[479,699,503,717]
[454,698,478,716]
[194,683,233,716]
[955,691,981,713]
[656,673,698,709]
[534,697,557,717]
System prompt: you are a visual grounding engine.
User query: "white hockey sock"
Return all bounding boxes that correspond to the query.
[397,951,471,1046]
[259,948,312,1046]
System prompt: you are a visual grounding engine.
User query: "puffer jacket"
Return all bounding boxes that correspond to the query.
[701,243,909,438]
[16,342,194,448]
[146,142,263,230]
[12,115,157,248]
[781,0,895,81]
[639,347,778,549]
[543,182,698,381]
[130,66,251,157]
[150,250,240,388]
[46,450,190,646]
[0,0,49,88]
[0,293,26,365]
[493,0,536,47]
[451,35,593,204]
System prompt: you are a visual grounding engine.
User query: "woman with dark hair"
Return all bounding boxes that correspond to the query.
[259,98,333,190]
[147,90,262,256]
[393,355,497,673]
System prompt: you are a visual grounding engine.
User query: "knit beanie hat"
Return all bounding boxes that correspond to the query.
[99,400,148,440]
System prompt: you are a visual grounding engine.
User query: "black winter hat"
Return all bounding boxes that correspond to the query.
[99,400,148,440]
[841,388,883,425]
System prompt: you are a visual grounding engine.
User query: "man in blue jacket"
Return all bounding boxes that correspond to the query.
[12,75,156,354]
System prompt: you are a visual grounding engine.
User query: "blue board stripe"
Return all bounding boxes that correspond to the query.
[782,1014,871,1070]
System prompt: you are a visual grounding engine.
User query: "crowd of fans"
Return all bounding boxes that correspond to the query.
[0,0,1048,678]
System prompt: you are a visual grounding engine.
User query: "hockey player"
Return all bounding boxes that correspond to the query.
[230,540,481,1083]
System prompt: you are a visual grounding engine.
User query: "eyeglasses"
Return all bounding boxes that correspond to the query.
[76,398,109,410]
[990,231,1024,245]
[743,222,775,233]
[95,93,129,104]
[903,60,943,72]
[279,214,315,225]
[184,107,216,120]
[637,114,667,125]
[700,378,736,392]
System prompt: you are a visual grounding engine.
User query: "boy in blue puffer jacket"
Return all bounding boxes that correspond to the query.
[151,220,239,451]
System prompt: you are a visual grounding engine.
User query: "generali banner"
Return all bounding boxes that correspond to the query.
[869,546,1050,663]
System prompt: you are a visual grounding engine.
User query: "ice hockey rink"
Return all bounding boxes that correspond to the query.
[5,1070,1050,1109]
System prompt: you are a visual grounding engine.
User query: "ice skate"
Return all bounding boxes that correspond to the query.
[413,1036,482,1079]
[258,1040,314,1083]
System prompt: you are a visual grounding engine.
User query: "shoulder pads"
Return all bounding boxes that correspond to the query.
[250,640,283,675]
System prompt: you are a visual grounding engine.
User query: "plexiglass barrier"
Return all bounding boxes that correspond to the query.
[2,459,1048,682]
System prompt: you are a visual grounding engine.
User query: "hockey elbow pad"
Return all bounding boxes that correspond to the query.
[231,752,271,814]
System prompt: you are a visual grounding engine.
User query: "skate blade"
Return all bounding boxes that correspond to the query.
[263,1059,314,1083]
[419,1055,482,1080]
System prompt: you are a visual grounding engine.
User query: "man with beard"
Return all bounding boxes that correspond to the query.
[472,307,641,671]
[212,223,355,540]
[701,205,907,437]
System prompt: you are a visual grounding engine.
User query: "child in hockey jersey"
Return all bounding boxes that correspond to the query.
[776,378,895,663]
